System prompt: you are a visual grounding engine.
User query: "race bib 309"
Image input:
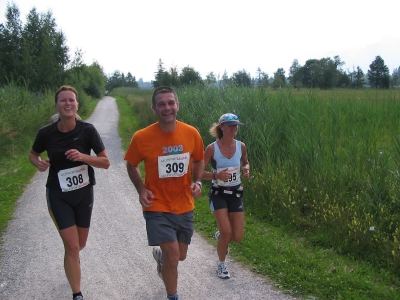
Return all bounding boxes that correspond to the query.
[158,152,189,178]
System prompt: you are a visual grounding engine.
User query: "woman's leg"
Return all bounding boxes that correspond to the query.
[228,211,244,242]
[213,209,231,261]
[59,225,89,293]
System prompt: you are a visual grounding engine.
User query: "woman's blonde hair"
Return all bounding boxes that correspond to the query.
[209,123,223,139]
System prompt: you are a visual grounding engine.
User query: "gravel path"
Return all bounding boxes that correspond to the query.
[0,96,298,300]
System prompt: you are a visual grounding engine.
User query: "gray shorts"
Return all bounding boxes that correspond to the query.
[143,211,194,246]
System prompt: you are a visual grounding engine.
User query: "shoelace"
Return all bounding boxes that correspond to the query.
[218,263,228,274]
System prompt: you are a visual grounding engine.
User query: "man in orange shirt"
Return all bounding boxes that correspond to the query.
[125,86,204,300]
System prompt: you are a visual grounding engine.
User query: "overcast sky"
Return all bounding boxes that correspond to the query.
[1,0,399,82]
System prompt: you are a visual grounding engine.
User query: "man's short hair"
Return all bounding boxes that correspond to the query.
[152,86,178,106]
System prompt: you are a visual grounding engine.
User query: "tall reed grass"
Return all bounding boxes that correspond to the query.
[0,83,94,159]
[113,85,400,276]
[183,86,400,274]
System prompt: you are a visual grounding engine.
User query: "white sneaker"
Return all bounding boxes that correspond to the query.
[152,246,163,279]
[217,261,230,279]
[215,231,230,255]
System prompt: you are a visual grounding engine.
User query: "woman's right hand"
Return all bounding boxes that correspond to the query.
[215,168,231,181]
[37,157,51,172]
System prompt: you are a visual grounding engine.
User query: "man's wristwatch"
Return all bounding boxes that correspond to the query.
[195,181,203,189]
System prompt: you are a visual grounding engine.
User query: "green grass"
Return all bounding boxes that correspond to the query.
[116,95,140,150]
[194,195,399,299]
[0,156,37,234]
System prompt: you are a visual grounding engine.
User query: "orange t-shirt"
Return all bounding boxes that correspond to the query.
[124,121,204,214]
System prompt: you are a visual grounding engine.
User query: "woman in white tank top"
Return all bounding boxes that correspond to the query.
[202,113,250,279]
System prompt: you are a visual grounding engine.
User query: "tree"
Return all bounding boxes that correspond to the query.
[288,59,302,89]
[256,67,269,88]
[272,68,286,89]
[152,58,167,88]
[301,59,321,88]
[221,70,231,87]
[0,24,5,80]
[333,55,345,70]
[1,2,23,85]
[69,48,85,69]
[299,56,347,89]
[336,70,351,88]
[106,70,124,91]
[390,68,399,87]
[352,66,366,88]
[125,72,138,88]
[39,10,69,88]
[0,4,69,90]
[367,56,390,88]
[65,59,107,98]
[64,49,89,89]
[179,66,202,86]
[83,61,107,98]
[204,72,217,85]
[19,8,41,85]
[319,57,344,89]
[231,69,252,87]
[168,66,179,87]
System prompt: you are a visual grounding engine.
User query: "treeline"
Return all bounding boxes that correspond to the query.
[287,56,398,89]
[0,2,138,96]
[153,56,400,89]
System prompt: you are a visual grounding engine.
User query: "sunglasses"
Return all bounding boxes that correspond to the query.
[223,115,239,121]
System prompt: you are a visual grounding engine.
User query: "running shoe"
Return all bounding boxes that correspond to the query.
[214,231,230,255]
[152,246,163,279]
[73,296,83,300]
[216,261,230,279]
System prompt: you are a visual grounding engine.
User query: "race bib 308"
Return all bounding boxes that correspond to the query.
[58,165,90,192]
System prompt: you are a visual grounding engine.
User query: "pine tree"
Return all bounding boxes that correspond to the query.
[353,66,366,88]
[367,56,390,88]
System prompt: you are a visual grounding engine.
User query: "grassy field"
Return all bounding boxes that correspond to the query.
[113,86,400,300]
[1,84,400,299]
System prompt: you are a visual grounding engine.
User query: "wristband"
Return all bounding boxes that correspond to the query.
[195,181,203,189]
[212,173,216,180]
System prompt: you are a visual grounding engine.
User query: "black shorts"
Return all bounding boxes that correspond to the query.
[208,186,244,213]
[46,185,94,230]
[143,211,194,246]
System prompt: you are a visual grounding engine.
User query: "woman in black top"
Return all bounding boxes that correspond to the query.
[29,85,110,300]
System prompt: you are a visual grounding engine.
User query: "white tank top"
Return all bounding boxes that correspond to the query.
[212,140,242,187]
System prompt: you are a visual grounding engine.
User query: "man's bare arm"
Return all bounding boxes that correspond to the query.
[126,162,153,207]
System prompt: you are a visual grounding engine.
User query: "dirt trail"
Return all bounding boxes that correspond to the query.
[0,96,297,300]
